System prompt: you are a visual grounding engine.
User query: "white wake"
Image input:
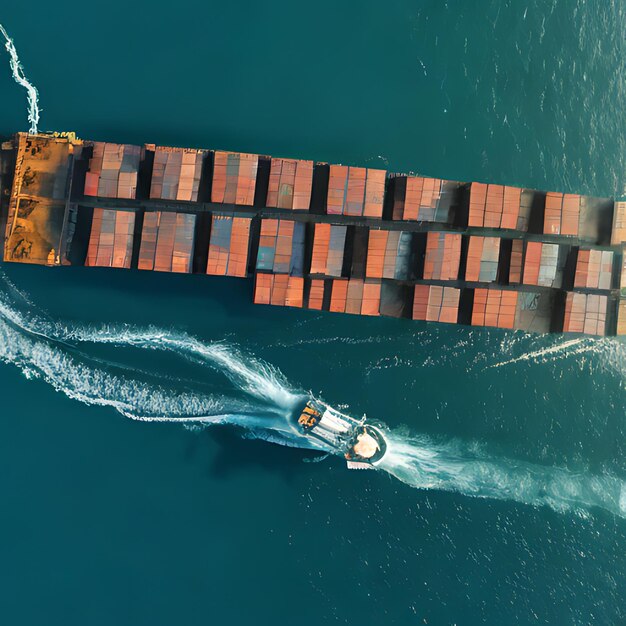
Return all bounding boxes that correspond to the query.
[380,430,626,518]
[0,22,40,133]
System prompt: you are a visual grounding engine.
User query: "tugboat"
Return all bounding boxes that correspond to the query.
[295,399,387,469]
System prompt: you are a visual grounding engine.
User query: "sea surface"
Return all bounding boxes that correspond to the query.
[1,2,626,625]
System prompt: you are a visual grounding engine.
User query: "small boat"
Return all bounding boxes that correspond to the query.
[295,399,387,469]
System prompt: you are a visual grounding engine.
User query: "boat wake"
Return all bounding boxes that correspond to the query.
[0,287,316,450]
[0,22,40,133]
[380,431,626,518]
[0,282,624,519]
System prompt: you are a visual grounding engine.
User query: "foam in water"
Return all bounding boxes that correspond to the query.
[0,23,40,133]
[380,431,626,518]
[0,282,623,518]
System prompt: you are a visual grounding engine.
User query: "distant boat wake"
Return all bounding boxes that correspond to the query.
[0,282,624,519]
[0,22,40,133]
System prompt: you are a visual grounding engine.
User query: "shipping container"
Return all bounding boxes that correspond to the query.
[326,165,386,218]
[211,151,258,205]
[544,192,581,236]
[563,292,607,335]
[137,211,196,273]
[256,218,305,275]
[206,213,252,277]
[266,157,313,210]
[150,146,204,202]
[253,274,304,308]
[84,142,141,199]
[310,223,347,277]
[365,229,413,280]
[522,241,562,287]
[85,208,135,269]
[423,232,462,280]
[468,183,528,230]
[508,239,524,284]
[574,249,614,290]
[412,285,460,323]
[307,278,326,310]
[329,278,381,315]
[471,288,518,329]
[465,236,501,282]
[391,175,461,223]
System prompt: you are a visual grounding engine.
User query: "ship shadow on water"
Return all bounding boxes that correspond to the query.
[185,426,334,482]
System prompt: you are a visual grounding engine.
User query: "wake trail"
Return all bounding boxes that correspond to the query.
[485,335,626,378]
[487,338,586,368]
[0,290,300,410]
[379,431,626,518]
[0,286,313,448]
[0,23,40,134]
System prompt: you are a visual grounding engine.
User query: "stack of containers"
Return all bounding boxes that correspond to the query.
[544,192,581,236]
[254,274,304,307]
[574,249,614,290]
[206,213,252,277]
[423,232,462,280]
[211,151,259,205]
[84,142,141,199]
[468,183,525,229]
[327,165,386,218]
[471,288,518,329]
[465,236,501,282]
[307,279,326,310]
[137,211,196,273]
[255,218,305,275]
[521,242,560,287]
[85,208,135,269]
[150,147,204,202]
[309,223,347,277]
[266,158,313,210]
[329,279,381,315]
[365,230,413,280]
[509,240,524,283]
[391,176,459,223]
[563,293,607,335]
[412,285,460,323]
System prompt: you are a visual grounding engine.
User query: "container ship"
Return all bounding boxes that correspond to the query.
[0,131,625,337]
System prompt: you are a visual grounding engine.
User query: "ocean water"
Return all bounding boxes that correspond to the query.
[1,2,626,625]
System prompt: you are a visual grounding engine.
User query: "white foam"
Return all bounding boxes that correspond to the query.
[379,430,626,518]
[488,338,586,368]
[0,23,40,134]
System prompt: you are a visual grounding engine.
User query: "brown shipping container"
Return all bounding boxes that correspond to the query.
[266,158,313,210]
[86,208,135,269]
[423,232,462,280]
[472,288,518,329]
[211,151,259,206]
[137,211,196,273]
[206,213,252,277]
[85,142,141,200]
[327,165,386,218]
[563,292,607,335]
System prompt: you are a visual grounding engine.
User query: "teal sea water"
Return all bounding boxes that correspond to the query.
[1,2,626,624]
